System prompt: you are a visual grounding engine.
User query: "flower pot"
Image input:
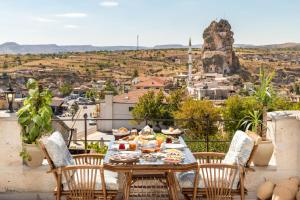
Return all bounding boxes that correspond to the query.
[253,140,274,166]
[23,143,44,168]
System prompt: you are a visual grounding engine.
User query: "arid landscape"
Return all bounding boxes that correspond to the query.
[1,46,300,95]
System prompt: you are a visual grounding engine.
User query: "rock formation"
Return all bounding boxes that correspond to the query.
[202,19,239,74]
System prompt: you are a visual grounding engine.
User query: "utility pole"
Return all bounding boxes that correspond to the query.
[136,34,139,51]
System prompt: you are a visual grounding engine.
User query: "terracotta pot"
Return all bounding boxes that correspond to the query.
[23,143,44,168]
[253,140,274,166]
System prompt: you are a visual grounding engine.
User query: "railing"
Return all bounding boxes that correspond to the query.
[52,115,244,153]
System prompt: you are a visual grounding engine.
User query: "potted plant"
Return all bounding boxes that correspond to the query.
[250,68,275,166]
[17,79,53,167]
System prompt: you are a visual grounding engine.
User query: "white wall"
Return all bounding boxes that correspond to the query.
[245,111,300,192]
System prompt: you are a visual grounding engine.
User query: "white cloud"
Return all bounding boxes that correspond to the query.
[33,17,56,23]
[99,0,119,7]
[56,13,87,18]
[64,25,79,29]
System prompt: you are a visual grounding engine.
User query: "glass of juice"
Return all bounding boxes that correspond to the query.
[156,137,164,147]
[129,141,137,151]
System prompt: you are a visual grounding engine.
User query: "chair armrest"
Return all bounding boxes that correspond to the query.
[193,152,225,164]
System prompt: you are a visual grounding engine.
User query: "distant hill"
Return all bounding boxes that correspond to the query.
[0,42,150,54]
[0,42,299,54]
[234,43,300,49]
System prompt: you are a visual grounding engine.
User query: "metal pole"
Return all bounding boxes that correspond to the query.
[206,114,209,152]
[84,113,88,153]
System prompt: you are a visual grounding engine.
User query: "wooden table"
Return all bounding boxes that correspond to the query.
[104,137,197,200]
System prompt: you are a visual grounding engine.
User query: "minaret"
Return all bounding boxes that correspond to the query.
[188,37,193,86]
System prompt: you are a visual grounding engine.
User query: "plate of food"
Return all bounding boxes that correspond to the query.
[139,125,155,135]
[161,127,182,136]
[162,149,184,164]
[112,127,130,136]
[141,147,160,153]
[142,153,158,162]
[109,152,140,163]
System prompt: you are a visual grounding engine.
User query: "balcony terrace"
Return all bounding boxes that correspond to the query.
[1,109,300,199]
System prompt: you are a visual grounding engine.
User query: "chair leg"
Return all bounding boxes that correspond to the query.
[192,168,199,200]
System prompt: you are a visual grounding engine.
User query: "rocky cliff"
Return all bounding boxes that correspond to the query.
[202,19,239,74]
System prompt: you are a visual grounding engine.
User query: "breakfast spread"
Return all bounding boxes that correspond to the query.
[109,126,186,164]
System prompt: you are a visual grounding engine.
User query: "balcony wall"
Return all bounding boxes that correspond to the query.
[245,110,300,191]
[0,111,54,192]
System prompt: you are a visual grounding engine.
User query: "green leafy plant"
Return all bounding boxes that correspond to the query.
[87,142,108,154]
[252,67,275,139]
[19,150,31,161]
[238,110,262,133]
[17,79,53,144]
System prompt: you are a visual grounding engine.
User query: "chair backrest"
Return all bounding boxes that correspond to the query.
[223,130,255,166]
[199,163,242,200]
[61,165,103,200]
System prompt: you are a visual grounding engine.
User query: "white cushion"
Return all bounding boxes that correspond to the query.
[177,170,239,190]
[63,170,119,191]
[42,131,74,167]
[223,130,254,165]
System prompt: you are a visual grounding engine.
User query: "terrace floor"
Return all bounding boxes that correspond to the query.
[0,192,257,200]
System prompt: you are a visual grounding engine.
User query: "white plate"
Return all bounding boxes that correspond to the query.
[161,129,182,135]
[164,143,185,150]
[112,130,130,136]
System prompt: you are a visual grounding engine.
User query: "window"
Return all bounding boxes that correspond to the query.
[129,107,134,111]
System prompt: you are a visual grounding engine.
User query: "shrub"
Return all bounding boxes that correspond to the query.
[174,99,221,139]
[222,95,260,136]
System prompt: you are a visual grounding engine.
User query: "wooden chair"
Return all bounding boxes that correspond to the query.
[180,130,259,200]
[39,141,118,200]
[198,163,243,200]
[181,152,246,200]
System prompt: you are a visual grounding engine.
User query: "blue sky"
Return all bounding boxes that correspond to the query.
[0,0,299,46]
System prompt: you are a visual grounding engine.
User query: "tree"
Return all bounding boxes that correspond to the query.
[131,90,166,125]
[222,95,260,135]
[166,89,186,113]
[85,88,99,101]
[105,80,118,95]
[132,69,139,78]
[174,99,221,139]
[59,83,73,97]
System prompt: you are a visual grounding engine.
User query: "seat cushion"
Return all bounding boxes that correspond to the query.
[223,130,254,165]
[63,170,119,191]
[177,170,239,190]
[42,131,74,167]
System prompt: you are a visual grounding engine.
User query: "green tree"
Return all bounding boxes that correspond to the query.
[222,95,260,135]
[85,88,99,101]
[174,99,221,139]
[131,90,166,125]
[132,69,139,78]
[59,83,73,97]
[105,80,118,95]
[17,79,53,144]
